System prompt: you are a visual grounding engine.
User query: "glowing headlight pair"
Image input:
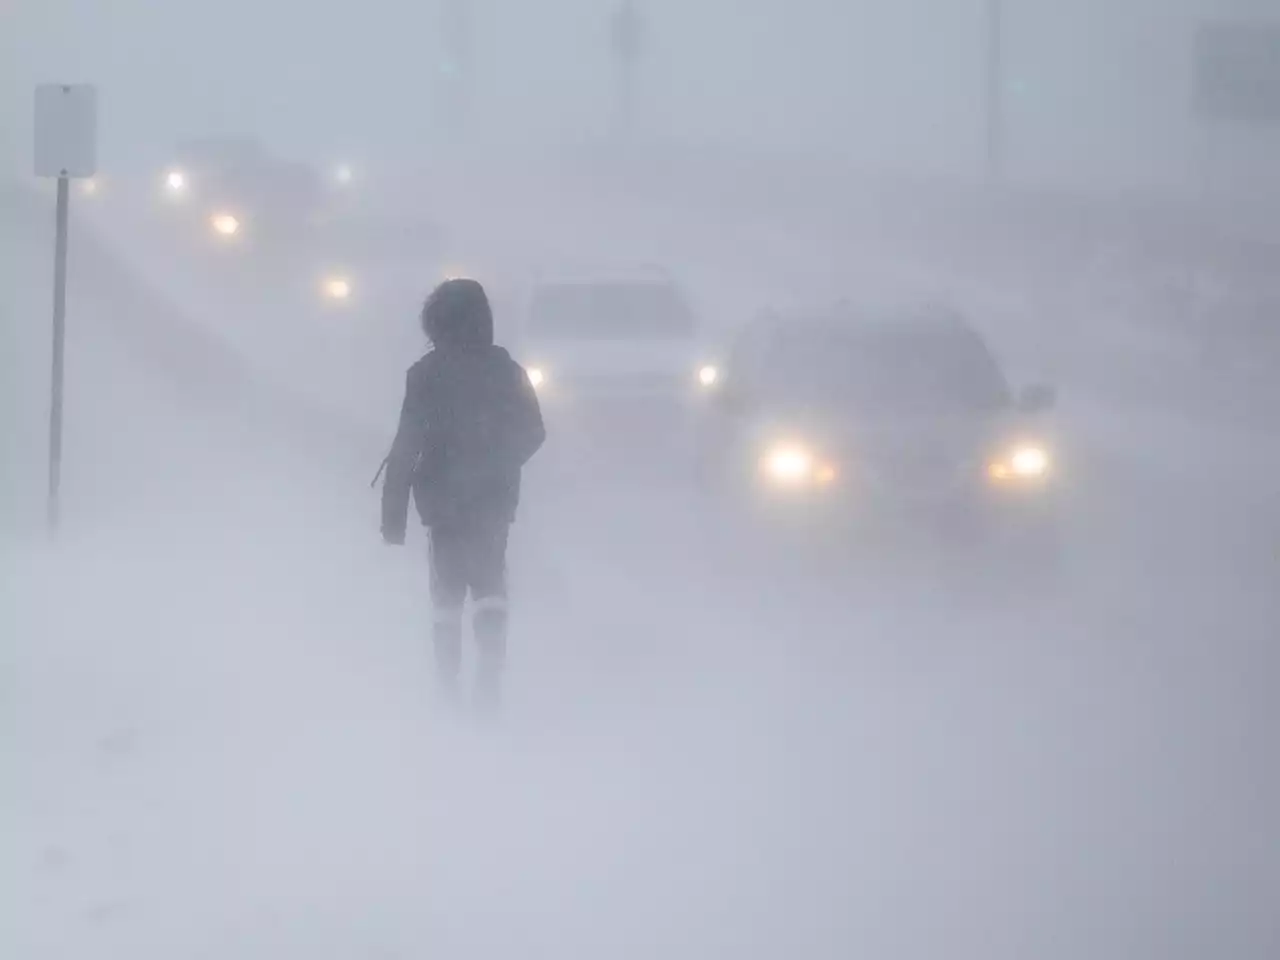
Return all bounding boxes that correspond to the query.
[161,163,235,239]
[759,439,1048,488]
[159,167,242,242]
[760,443,838,487]
[987,444,1050,481]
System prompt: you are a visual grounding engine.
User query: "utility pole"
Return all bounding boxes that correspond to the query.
[984,0,1005,185]
[611,0,645,136]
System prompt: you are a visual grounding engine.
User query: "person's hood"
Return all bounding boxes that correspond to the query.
[424,278,495,350]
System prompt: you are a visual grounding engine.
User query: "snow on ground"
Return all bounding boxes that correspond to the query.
[4,179,1279,958]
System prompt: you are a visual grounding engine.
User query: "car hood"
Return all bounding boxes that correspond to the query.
[851,413,1007,458]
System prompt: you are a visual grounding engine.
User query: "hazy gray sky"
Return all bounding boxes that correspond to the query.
[5,0,1280,194]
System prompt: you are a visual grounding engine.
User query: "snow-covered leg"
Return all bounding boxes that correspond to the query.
[471,596,508,712]
[433,606,464,698]
[428,527,469,700]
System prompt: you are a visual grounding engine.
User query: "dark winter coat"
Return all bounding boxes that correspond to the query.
[380,282,545,540]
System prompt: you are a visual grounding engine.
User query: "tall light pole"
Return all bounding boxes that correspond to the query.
[984,0,1005,184]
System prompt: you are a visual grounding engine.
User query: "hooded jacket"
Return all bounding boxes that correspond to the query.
[381,280,545,538]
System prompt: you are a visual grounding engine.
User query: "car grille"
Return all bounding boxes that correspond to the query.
[561,372,688,394]
[862,449,975,494]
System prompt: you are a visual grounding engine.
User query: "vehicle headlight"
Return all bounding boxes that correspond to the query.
[987,443,1050,481]
[322,276,352,300]
[760,443,837,486]
[697,364,719,387]
[527,367,546,389]
[164,169,188,194]
[765,446,813,482]
[210,212,241,237]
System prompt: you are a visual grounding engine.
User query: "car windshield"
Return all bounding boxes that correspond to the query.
[765,322,1012,414]
[526,282,696,341]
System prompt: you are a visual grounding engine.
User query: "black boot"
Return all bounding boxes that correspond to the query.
[471,598,508,713]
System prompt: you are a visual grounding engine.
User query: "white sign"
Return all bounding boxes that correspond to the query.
[34,83,98,178]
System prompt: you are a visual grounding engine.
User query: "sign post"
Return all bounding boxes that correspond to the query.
[34,83,98,534]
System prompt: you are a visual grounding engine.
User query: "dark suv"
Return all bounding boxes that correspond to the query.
[696,305,1061,565]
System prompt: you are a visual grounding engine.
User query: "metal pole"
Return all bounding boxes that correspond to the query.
[48,174,69,533]
[985,0,1005,184]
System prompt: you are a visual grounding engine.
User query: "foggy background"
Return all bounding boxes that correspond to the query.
[6,0,1280,197]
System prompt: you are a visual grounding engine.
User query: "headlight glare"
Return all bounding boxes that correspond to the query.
[210,212,241,237]
[322,276,352,300]
[1010,446,1049,476]
[762,444,815,483]
[527,367,545,388]
[988,443,1050,481]
[698,364,719,387]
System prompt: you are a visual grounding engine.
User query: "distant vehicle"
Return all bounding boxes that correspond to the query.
[146,137,442,310]
[698,303,1061,566]
[157,137,326,245]
[516,273,719,405]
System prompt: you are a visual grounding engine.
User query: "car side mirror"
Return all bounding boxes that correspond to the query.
[1017,383,1057,413]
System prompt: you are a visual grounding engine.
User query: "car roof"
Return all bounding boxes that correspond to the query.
[729,303,992,379]
[747,302,978,341]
